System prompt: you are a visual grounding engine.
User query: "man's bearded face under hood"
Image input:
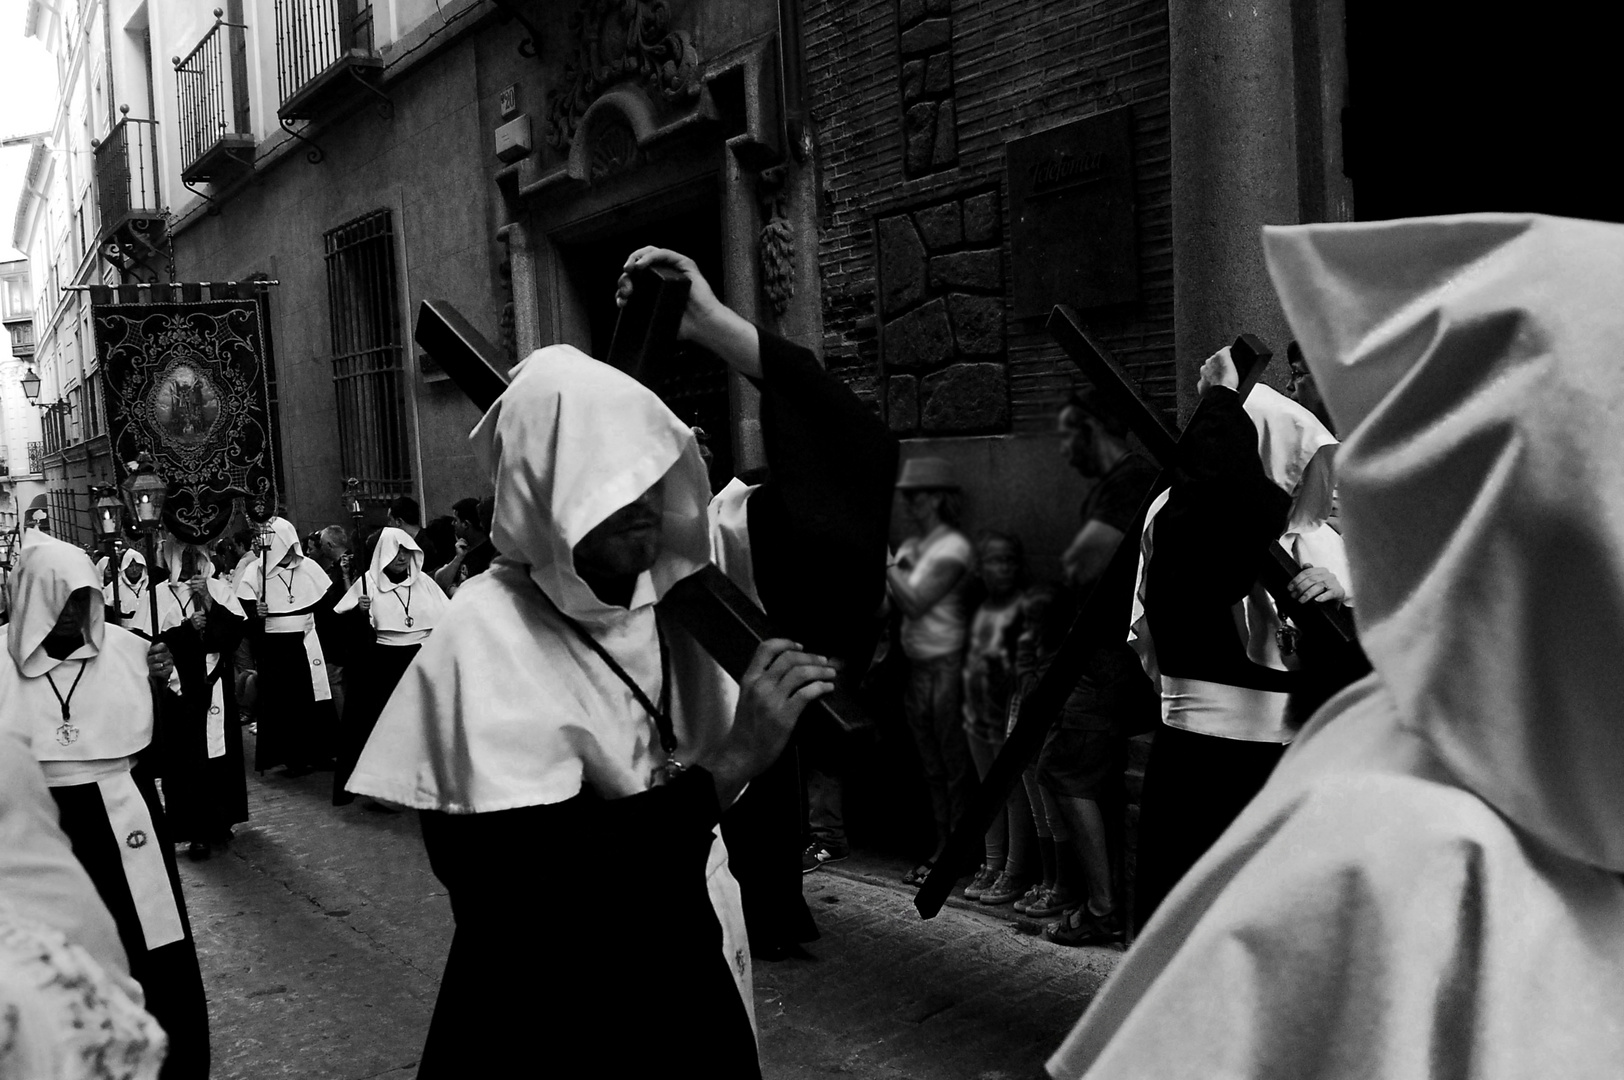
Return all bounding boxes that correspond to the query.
[572,480,666,581]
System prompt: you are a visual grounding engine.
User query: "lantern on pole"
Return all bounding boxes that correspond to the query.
[120,453,168,643]
[93,485,126,618]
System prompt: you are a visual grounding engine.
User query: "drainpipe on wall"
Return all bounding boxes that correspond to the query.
[777,0,807,161]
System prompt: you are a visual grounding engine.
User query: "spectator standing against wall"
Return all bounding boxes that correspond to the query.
[960,532,1035,905]
[887,458,974,886]
[1037,391,1160,945]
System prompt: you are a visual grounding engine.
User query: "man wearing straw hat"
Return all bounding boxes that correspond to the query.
[888,456,975,885]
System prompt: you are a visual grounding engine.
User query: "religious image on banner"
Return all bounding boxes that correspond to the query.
[95,296,279,543]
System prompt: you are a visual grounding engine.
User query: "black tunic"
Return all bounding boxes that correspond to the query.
[52,766,211,1080]
[418,767,760,1078]
[720,332,898,954]
[239,578,346,772]
[332,610,420,805]
[154,593,249,841]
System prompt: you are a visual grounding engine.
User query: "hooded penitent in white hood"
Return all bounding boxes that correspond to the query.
[334,526,449,634]
[1049,214,1624,1080]
[348,343,724,812]
[346,343,753,1018]
[0,532,152,761]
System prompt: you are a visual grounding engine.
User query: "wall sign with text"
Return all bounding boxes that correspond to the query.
[1007,107,1138,317]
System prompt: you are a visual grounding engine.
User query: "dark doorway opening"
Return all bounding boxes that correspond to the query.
[556,187,734,491]
[1344,5,1622,223]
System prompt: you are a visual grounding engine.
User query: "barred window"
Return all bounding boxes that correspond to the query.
[324,209,411,502]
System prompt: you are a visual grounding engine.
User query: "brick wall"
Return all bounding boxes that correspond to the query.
[807,0,1175,432]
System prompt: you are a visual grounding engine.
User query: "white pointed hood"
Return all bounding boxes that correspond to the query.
[7,532,106,678]
[471,343,712,624]
[1263,212,1624,872]
[335,526,449,630]
[1241,383,1338,497]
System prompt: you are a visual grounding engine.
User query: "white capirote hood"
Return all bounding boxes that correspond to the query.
[1242,383,1337,497]
[7,532,106,678]
[471,343,712,624]
[1264,212,1624,873]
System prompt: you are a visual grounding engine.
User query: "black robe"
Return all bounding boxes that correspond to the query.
[332,607,421,804]
[414,330,896,1075]
[154,592,249,842]
[1135,386,1294,928]
[52,764,211,1080]
[239,578,346,772]
[718,333,897,953]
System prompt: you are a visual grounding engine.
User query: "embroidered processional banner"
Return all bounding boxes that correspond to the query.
[95,295,279,543]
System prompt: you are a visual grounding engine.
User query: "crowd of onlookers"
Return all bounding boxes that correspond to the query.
[801,347,1357,952]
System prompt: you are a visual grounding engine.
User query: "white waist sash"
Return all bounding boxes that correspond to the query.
[265,614,332,702]
[376,628,430,647]
[40,761,186,951]
[168,654,229,759]
[1160,675,1292,744]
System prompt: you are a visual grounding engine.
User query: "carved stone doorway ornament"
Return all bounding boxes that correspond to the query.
[546,0,702,152]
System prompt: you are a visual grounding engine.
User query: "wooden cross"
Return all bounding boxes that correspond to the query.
[914,306,1349,918]
[413,297,871,735]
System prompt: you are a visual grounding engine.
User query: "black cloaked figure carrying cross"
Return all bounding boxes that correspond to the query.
[912,306,1356,920]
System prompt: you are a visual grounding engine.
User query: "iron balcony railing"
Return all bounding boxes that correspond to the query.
[275,0,377,116]
[93,108,162,231]
[175,10,255,182]
[27,442,44,474]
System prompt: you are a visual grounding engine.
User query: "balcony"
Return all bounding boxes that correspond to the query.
[275,0,384,123]
[175,12,256,184]
[5,321,33,360]
[92,109,167,275]
[27,442,44,475]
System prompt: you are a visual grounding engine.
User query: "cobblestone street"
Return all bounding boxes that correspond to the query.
[177,739,1120,1079]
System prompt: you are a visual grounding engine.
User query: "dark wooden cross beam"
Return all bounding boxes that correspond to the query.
[1046,309,1356,645]
[414,297,872,735]
[914,311,1326,918]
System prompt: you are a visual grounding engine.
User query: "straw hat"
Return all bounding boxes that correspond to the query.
[894,456,958,491]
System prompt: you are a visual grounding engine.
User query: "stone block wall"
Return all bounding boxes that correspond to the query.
[898,0,957,177]
[877,187,1006,433]
[808,0,1176,432]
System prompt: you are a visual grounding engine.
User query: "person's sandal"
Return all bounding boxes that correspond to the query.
[1043,904,1125,947]
[979,871,1030,905]
[901,861,934,886]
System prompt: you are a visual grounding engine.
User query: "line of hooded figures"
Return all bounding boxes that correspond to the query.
[0,495,489,1076]
[6,219,1624,1080]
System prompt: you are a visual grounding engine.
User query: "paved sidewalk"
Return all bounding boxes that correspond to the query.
[179,749,1119,1079]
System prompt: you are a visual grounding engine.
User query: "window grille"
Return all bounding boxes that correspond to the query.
[324,209,411,502]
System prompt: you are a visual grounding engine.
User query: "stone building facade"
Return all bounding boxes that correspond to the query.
[20,0,1361,570]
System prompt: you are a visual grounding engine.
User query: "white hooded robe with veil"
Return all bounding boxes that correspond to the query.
[1048,213,1624,1079]
[347,343,761,1076]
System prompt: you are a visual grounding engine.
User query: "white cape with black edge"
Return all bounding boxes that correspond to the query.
[346,343,757,1024]
[1050,213,1624,1079]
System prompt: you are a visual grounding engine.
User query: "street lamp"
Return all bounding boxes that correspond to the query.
[93,485,126,616]
[121,453,167,642]
[19,368,40,402]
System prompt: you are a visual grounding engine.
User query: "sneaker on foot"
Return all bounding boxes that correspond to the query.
[979,870,1030,905]
[1024,886,1079,918]
[1012,883,1048,914]
[963,863,1000,899]
[801,842,849,874]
